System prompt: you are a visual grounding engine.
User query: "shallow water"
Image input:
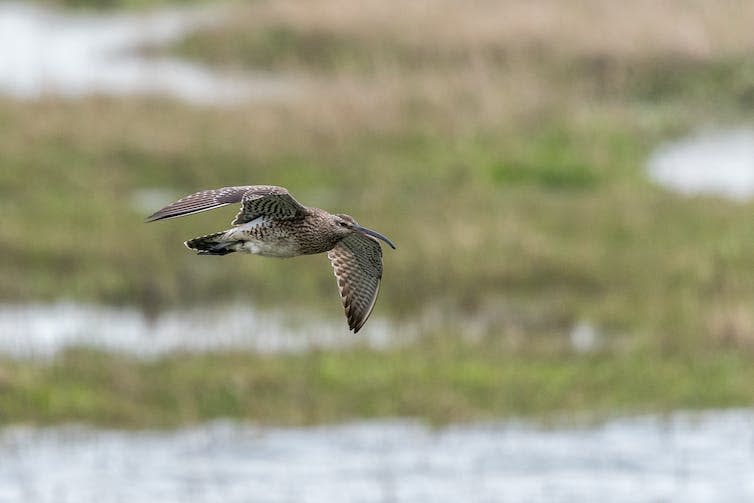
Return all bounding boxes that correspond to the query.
[0,2,296,104]
[647,128,754,200]
[0,302,404,359]
[1,410,752,502]
[0,301,604,359]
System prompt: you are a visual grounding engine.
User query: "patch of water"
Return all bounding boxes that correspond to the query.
[569,320,600,353]
[647,128,754,200]
[0,302,404,359]
[0,409,753,502]
[0,2,297,104]
[0,301,612,359]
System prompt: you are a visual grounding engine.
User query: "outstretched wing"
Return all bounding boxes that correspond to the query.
[327,233,384,333]
[145,185,306,224]
[145,186,252,222]
[232,186,307,224]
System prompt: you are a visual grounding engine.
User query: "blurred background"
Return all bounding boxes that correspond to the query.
[1,0,754,501]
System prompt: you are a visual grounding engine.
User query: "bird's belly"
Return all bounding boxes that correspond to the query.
[225,218,301,257]
[240,238,300,257]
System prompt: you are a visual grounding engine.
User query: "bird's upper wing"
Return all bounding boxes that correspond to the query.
[145,186,253,222]
[231,186,307,224]
[327,233,384,333]
[145,185,306,224]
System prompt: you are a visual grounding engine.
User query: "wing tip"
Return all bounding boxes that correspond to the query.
[346,281,381,334]
[143,210,183,223]
[348,311,367,333]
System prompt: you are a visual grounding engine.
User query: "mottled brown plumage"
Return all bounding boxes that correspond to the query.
[146,185,395,332]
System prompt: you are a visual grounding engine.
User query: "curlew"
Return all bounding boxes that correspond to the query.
[146,185,396,332]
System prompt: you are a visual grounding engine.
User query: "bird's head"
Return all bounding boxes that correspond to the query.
[331,213,396,249]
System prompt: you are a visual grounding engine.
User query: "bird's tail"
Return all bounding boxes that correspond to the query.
[185,231,237,256]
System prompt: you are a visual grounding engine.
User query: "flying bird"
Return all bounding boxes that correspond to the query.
[146,185,396,332]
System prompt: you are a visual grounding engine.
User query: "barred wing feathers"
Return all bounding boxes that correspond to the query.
[327,233,384,333]
[146,185,306,224]
[232,186,306,224]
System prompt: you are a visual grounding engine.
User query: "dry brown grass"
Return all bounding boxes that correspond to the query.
[181,0,753,137]
[708,302,754,350]
[239,0,754,59]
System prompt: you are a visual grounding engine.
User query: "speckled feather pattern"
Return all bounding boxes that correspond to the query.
[147,185,392,332]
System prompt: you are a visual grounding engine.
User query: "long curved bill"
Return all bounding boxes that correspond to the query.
[355,225,397,249]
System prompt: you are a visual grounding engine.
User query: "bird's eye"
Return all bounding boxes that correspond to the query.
[338,221,348,227]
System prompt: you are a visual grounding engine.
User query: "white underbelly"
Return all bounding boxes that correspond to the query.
[223,217,300,258]
[240,239,299,257]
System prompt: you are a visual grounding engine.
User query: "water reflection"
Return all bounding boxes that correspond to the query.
[1,410,753,502]
[647,128,754,200]
[0,2,297,104]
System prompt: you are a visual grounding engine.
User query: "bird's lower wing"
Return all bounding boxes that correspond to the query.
[327,233,383,333]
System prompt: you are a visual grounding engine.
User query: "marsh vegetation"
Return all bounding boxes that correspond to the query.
[2,0,754,426]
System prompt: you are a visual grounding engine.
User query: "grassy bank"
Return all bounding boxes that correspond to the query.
[2,343,752,428]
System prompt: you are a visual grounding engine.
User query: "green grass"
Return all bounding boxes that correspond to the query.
[175,24,492,75]
[1,343,752,428]
[177,25,377,73]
